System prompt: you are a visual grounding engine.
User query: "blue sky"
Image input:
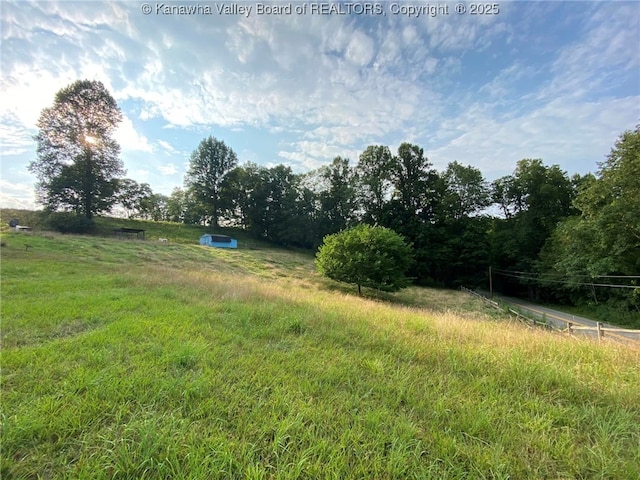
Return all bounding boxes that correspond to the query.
[1,1,639,208]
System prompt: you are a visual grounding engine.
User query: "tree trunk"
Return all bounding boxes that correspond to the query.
[84,150,93,219]
[211,195,219,227]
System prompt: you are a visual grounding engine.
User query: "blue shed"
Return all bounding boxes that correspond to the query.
[199,233,238,249]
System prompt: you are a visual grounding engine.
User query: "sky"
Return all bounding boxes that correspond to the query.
[1,0,639,209]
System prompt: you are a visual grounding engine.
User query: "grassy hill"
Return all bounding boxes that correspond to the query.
[1,216,639,479]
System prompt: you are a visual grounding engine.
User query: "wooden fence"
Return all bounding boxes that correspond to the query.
[460,286,501,310]
[565,322,640,341]
[460,286,640,344]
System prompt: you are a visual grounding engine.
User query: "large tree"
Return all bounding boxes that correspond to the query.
[390,143,438,218]
[491,159,576,269]
[185,135,238,227]
[429,162,492,287]
[219,163,316,247]
[316,224,413,295]
[441,161,491,221]
[490,159,579,299]
[141,193,170,222]
[219,162,264,229]
[574,125,640,275]
[29,80,124,219]
[253,165,315,248]
[356,145,394,223]
[543,126,640,281]
[316,156,358,238]
[115,179,153,219]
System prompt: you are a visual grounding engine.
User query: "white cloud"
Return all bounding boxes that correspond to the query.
[279,140,361,171]
[157,140,181,156]
[115,115,152,153]
[426,96,639,178]
[0,113,34,156]
[0,179,37,209]
[158,163,178,176]
[345,30,375,67]
[0,0,637,196]
[128,168,150,182]
[0,70,77,145]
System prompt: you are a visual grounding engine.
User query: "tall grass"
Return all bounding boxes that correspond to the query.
[1,230,639,479]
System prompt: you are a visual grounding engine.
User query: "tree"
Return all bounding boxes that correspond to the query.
[115,179,153,219]
[441,161,491,221]
[419,162,492,287]
[219,163,264,229]
[390,143,438,217]
[492,159,576,223]
[542,126,640,289]
[184,135,238,227]
[490,159,577,274]
[29,80,124,219]
[142,193,170,221]
[254,165,315,247]
[220,163,316,247]
[574,125,640,276]
[315,225,413,295]
[165,187,207,224]
[356,145,394,223]
[166,187,187,223]
[316,156,358,238]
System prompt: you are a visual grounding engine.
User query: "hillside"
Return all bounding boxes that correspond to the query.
[1,221,639,479]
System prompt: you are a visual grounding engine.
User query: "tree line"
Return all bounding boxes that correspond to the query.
[30,80,640,321]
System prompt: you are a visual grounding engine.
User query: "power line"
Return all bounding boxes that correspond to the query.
[493,270,639,289]
[595,275,640,279]
[493,268,640,280]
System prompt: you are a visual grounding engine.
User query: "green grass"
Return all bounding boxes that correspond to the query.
[1,227,639,479]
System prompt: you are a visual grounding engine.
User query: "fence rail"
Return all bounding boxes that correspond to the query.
[460,286,640,344]
[566,322,640,339]
[460,286,501,310]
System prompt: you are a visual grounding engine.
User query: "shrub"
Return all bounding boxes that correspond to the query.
[316,224,413,295]
[44,212,95,234]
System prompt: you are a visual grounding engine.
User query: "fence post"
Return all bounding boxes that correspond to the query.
[597,322,603,341]
[567,322,573,336]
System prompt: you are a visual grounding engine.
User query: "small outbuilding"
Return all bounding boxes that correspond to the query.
[113,227,145,240]
[199,234,238,249]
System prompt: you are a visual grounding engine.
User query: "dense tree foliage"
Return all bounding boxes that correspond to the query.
[316,225,413,295]
[489,159,580,299]
[184,136,238,227]
[442,161,491,220]
[356,145,393,224]
[142,193,171,222]
[173,141,495,287]
[539,126,640,318]
[316,157,358,239]
[30,80,124,219]
[572,126,640,276]
[174,127,631,320]
[115,179,153,219]
[29,86,634,320]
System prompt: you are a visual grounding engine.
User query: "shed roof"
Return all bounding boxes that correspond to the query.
[201,234,233,243]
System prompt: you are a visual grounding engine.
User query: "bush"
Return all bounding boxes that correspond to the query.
[44,212,95,234]
[316,225,413,295]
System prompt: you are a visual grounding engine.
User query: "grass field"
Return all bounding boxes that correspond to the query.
[1,219,639,479]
